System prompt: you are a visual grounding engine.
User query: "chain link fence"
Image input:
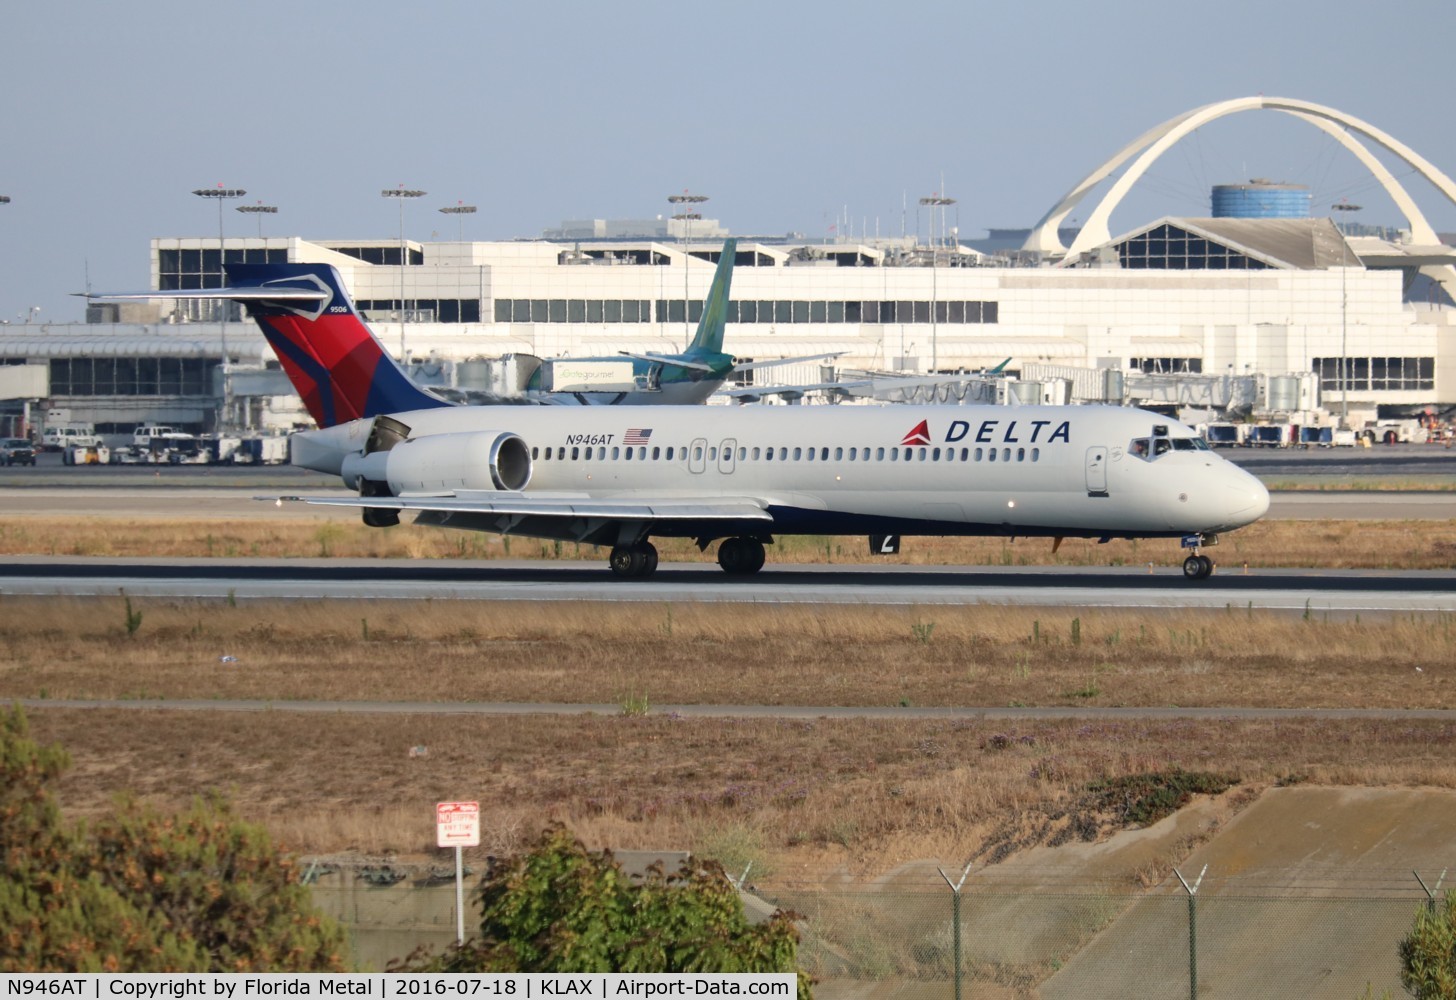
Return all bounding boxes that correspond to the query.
[757,867,1446,999]
[305,860,1447,996]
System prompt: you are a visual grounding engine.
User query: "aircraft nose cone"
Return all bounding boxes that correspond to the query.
[1224,474,1270,523]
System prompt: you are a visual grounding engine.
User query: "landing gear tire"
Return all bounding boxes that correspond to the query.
[717,537,766,575]
[1182,554,1214,580]
[609,541,659,579]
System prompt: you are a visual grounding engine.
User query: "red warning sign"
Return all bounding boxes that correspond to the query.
[436,801,480,848]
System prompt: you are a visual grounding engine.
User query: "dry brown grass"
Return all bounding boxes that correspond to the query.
[21,707,1456,880]
[4,514,1456,569]
[2,596,1453,710]
[5,593,1456,878]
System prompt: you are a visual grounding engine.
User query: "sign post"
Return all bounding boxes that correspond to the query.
[436,801,480,944]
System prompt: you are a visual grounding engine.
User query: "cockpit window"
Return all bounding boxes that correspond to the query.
[1131,435,1209,461]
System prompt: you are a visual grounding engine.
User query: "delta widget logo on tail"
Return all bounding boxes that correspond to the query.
[900,417,1072,446]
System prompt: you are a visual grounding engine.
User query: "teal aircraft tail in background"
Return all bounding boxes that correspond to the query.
[527,236,844,405]
[683,236,735,357]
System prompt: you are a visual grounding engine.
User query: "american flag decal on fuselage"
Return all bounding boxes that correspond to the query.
[624,428,653,445]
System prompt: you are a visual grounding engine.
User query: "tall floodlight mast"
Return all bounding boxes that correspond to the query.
[192,184,245,431]
[382,185,426,358]
[668,190,709,349]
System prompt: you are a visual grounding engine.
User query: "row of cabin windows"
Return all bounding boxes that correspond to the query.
[529,444,1042,464]
[495,299,999,325]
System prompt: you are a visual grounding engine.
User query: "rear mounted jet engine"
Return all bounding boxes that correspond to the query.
[341,431,532,499]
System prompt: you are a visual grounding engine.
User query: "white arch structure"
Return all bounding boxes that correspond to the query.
[1023,96,1456,261]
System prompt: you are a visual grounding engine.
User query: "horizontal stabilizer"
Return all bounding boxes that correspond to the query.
[618,351,718,373]
[86,285,329,304]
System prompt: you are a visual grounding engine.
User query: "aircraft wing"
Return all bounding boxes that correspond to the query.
[266,491,772,522]
[717,379,873,402]
[732,351,846,371]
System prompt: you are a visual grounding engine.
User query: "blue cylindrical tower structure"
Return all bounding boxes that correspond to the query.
[1211,180,1311,218]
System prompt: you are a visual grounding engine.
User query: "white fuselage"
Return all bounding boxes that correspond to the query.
[293,403,1269,541]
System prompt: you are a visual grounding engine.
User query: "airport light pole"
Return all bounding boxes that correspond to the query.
[236,201,277,237]
[669,190,708,348]
[193,185,246,432]
[383,186,426,359]
[1332,200,1362,427]
[920,194,955,372]
[438,202,476,242]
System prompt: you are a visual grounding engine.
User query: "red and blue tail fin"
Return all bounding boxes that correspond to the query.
[224,263,450,427]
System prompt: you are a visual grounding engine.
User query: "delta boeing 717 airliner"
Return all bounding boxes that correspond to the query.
[94,262,1268,580]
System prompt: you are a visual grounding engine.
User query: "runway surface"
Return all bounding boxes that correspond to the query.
[0,487,1450,520]
[1,447,1453,610]
[1,556,1452,613]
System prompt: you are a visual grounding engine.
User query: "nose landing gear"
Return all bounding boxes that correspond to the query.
[1181,533,1217,580]
[1182,553,1215,580]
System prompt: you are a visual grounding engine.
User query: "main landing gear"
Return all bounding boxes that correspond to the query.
[607,537,767,578]
[716,536,766,576]
[608,541,658,579]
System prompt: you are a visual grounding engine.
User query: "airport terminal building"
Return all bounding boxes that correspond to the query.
[5,96,1456,438]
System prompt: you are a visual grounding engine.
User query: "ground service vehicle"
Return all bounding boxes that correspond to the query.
[0,437,37,465]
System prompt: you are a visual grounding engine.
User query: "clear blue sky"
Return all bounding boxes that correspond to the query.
[5,0,1456,322]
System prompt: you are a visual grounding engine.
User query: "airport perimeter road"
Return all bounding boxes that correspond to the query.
[1,557,1453,613]
[1269,491,1456,518]
[1224,443,1456,478]
[0,486,357,519]
[15,697,1456,724]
